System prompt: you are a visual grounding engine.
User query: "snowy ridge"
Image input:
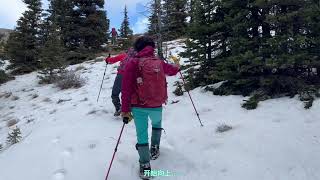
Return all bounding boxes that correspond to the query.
[0,40,320,180]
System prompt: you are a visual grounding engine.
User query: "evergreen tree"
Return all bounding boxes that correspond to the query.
[147,0,164,57]
[119,6,133,38]
[48,0,74,48]
[162,0,188,40]
[0,34,7,59]
[67,0,109,63]
[0,143,3,151]
[7,127,22,145]
[182,0,229,87]
[147,1,158,37]
[38,22,66,84]
[119,5,133,49]
[6,0,42,74]
[183,0,320,108]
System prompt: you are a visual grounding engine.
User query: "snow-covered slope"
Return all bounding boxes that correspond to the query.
[0,40,320,180]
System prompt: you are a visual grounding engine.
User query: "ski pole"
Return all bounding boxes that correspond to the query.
[179,71,204,127]
[163,55,204,126]
[105,120,127,180]
[97,54,111,102]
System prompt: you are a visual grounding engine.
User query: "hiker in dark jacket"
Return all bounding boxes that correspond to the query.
[121,36,180,179]
[111,28,118,45]
[105,48,136,116]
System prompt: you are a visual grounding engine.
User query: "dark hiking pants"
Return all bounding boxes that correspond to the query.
[111,74,122,111]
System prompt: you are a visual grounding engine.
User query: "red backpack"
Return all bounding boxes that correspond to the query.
[131,58,168,107]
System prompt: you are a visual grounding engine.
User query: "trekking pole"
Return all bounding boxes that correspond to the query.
[162,55,204,126]
[105,120,127,180]
[97,54,111,102]
[179,71,204,127]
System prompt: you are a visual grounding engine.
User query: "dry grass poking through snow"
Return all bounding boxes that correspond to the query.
[55,70,85,90]
[216,124,233,133]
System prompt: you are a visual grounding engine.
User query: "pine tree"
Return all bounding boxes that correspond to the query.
[0,143,3,151]
[119,5,133,49]
[38,22,66,84]
[6,0,42,74]
[119,6,133,38]
[0,34,7,59]
[147,1,158,37]
[7,127,22,145]
[162,0,188,41]
[67,0,109,63]
[148,0,164,58]
[183,0,320,109]
[182,0,229,87]
[48,0,74,48]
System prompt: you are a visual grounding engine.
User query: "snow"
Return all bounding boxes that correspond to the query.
[0,59,10,71]
[1,39,320,180]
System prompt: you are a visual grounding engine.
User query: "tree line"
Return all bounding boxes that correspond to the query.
[1,0,134,79]
[4,0,108,75]
[1,0,320,109]
[147,0,320,109]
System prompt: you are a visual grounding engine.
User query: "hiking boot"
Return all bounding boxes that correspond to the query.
[113,109,121,116]
[139,162,151,179]
[150,145,160,160]
[150,127,162,160]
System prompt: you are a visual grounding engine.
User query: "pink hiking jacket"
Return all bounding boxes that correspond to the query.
[121,46,180,112]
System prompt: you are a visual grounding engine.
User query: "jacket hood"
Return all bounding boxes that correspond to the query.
[136,46,155,58]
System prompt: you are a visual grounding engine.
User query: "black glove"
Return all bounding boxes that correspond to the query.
[123,117,130,124]
[122,113,133,124]
[105,53,111,64]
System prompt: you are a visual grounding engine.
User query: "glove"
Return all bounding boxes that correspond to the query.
[105,57,109,64]
[105,53,111,64]
[170,56,181,65]
[121,112,133,124]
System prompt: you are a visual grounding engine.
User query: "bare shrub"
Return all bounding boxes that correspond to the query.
[55,70,85,90]
[216,124,233,133]
[173,81,184,96]
[0,70,14,84]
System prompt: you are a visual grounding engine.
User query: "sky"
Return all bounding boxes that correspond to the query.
[0,0,150,34]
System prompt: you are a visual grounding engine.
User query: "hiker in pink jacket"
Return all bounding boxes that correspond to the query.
[120,36,180,179]
[105,48,136,116]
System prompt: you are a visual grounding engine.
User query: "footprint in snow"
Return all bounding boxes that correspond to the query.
[52,169,67,180]
[52,137,60,144]
[62,147,73,157]
[201,108,212,113]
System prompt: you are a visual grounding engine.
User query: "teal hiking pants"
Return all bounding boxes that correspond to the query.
[132,107,162,145]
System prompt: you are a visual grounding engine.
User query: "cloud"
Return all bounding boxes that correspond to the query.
[0,0,49,29]
[0,0,149,34]
[132,17,149,34]
[106,0,150,33]
[0,0,27,29]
